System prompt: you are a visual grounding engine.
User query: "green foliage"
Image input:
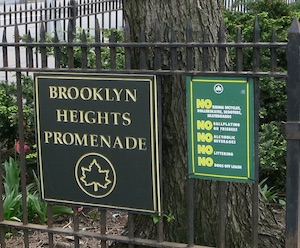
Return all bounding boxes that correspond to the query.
[0,76,35,149]
[259,177,286,206]
[2,157,22,221]
[224,0,293,192]
[224,0,300,71]
[246,0,292,18]
[2,157,73,223]
[259,78,287,124]
[44,28,125,69]
[259,121,286,190]
[152,213,175,224]
[259,177,281,204]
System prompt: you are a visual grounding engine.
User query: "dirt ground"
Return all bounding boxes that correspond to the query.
[4,209,128,248]
[3,204,285,248]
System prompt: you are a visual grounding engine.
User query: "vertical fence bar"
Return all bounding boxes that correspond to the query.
[88,0,91,32]
[124,23,131,70]
[154,24,164,244]
[101,0,105,42]
[69,0,77,34]
[40,22,48,68]
[31,0,38,41]
[73,207,80,248]
[109,31,117,69]
[26,32,34,68]
[186,22,194,248]
[170,30,178,70]
[3,3,6,27]
[63,0,67,40]
[14,2,17,26]
[47,204,54,248]
[81,30,88,69]
[186,22,194,71]
[68,21,75,68]
[54,0,57,31]
[35,0,39,68]
[236,27,243,72]
[285,18,300,248]
[24,0,28,37]
[218,22,226,72]
[128,213,134,248]
[78,0,82,27]
[2,27,8,81]
[54,30,61,68]
[100,209,107,248]
[139,29,147,70]
[202,31,209,71]
[251,17,260,248]
[270,29,277,73]
[8,6,12,26]
[15,24,30,248]
[95,18,102,69]
[218,22,227,248]
[108,0,111,29]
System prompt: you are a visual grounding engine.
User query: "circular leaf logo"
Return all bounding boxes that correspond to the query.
[75,153,116,198]
[214,83,224,94]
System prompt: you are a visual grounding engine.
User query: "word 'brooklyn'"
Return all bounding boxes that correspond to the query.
[43,131,147,151]
[49,86,137,102]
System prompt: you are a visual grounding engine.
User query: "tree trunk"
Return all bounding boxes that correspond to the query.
[122,0,284,247]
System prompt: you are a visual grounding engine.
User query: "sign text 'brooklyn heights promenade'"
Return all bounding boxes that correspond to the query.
[34,73,161,213]
[187,76,255,182]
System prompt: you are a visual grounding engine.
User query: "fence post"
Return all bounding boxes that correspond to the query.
[68,0,78,33]
[285,17,300,248]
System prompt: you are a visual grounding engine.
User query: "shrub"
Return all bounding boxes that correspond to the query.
[0,76,35,152]
[2,157,73,223]
[224,0,294,192]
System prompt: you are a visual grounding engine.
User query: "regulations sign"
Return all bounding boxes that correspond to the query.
[186,76,255,182]
[34,73,161,213]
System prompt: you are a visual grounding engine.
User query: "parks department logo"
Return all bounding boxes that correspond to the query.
[75,153,116,198]
[214,83,224,94]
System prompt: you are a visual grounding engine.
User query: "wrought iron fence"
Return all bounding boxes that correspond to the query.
[224,0,298,12]
[0,1,297,248]
[0,0,122,42]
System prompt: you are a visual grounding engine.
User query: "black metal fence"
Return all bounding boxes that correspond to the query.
[0,0,122,42]
[0,1,299,248]
[224,0,298,12]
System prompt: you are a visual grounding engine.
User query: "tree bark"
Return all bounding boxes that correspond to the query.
[122,0,284,247]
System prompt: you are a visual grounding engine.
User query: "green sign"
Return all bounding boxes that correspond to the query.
[35,73,161,213]
[187,76,255,182]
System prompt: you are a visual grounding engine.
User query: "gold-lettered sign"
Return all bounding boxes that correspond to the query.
[34,73,161,214]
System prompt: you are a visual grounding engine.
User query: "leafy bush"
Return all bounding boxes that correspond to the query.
[43,28,125,69]
[224,0,294,191]
[259,121,286,190]
[259,78,287,124]
[0,76,35,151]
[2,157,73,223]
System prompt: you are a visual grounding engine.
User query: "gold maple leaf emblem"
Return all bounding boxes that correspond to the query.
[80,159,112,191]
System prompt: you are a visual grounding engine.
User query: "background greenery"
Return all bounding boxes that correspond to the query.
[224,0,300,201]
